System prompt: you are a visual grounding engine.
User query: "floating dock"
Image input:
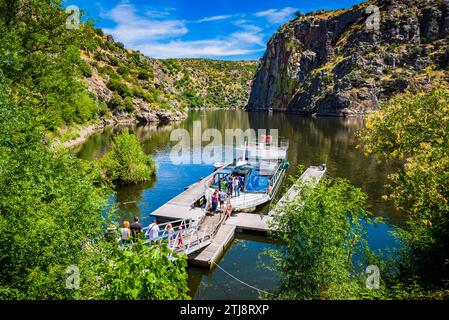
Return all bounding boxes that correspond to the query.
[150,165,327,268]
[151,172,215,222]
[189,224,236,267]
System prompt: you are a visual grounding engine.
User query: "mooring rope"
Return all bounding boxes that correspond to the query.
[211,261,270,295]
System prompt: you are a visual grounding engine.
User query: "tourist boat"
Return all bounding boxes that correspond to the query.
[204,137,290,213]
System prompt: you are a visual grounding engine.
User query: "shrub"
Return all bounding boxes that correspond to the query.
[99,131,156,185]
[79,60,93,77]
[106,78,132,98]
[108,92,125,111]
[123,96,134,112]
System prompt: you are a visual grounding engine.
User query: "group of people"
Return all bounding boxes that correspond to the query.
[210,191,234,217]
[105,217,184,249]
[218,175,244,198]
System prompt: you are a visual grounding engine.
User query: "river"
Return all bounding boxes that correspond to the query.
[75,110,402,300]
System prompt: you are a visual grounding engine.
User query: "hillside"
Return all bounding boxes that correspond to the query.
[82,31,257,125]
[247,0,449,116]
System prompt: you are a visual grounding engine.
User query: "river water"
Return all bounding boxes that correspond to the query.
[75,110,402,300]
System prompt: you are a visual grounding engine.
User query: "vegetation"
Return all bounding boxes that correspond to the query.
[97,242,190,300]
[99,131,156,185]
[0,0,187,300]
[0,0,98,131]
[361,87,449,295]
[265,177,380,300]
[265,88,449,300]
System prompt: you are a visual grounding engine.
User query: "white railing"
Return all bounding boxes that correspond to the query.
[141,215,222,255]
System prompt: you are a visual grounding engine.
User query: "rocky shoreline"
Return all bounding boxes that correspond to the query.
[60,109,187,149]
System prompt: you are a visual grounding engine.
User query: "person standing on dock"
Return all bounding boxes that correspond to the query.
[221,179,227,194]
[227,177,233,197]
[238,175,244,192]
[226,201,233,218]
[211,190,218,214]
[120,221,131,244]
[166,224,175,247]
[219,190,226,212]
[145,220,160,241]
[177,226,183,249]
[130,217,143,242]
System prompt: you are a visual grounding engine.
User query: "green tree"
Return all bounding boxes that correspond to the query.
[361,87,449,292]
[96,242,190,300]
[0,93,110,299]
[0,0,98,130]
[100,131,156,185]
[265,177,378,300]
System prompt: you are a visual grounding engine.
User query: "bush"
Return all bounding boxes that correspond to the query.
[79,60,93,77]
[123,96,134,112]
[95,28,104,37]
[265,177,379,300]
[361,88,449,290]
[106,78,132,98]
[99,131,156,185]
[182,88,203,108]
[108,92,125,111]
[74,92,99,121]
[137,68,154,81]
[117,65,130,76]
[96,242,190,300]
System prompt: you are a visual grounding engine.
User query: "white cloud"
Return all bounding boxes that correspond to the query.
[101,1,267,59]
[198,15,233,23]
[144,8,175,19]
[255,7,298,24]
[137,27,265,58]
[102,1,187,44]
[139,40,263,59]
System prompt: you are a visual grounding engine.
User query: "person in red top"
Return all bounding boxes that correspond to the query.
[177,226,183,249]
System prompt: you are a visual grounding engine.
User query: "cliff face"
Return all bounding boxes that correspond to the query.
[248,0,449,116]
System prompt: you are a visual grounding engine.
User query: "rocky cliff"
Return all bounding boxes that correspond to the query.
[247,0,449,116]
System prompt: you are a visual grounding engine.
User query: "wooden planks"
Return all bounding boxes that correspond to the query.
[151,172,215,222]
[189,224,236,268]
[226,213,272,233]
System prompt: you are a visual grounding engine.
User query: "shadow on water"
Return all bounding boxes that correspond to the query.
[76,110,404,299]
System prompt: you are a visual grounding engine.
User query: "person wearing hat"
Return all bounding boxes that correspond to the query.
[105,225,118,243]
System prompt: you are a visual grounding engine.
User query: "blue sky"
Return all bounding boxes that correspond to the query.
[67,0,364,60]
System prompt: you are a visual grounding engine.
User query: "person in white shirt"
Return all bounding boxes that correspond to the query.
[145,221,160,241]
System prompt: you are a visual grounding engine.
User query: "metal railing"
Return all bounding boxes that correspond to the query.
[141,215,222,255]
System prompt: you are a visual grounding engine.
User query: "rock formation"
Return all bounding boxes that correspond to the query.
[247,0,449,116]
